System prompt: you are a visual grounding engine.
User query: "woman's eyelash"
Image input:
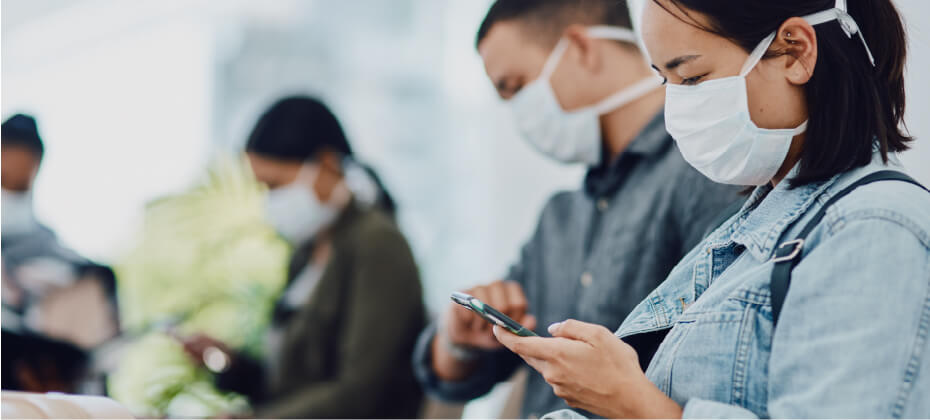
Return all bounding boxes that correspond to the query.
[682,74,709,85]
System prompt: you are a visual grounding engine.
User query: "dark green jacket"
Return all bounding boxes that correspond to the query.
[218,203,425,418]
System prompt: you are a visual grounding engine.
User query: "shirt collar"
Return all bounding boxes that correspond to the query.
[625,111,671,156]
[722,150,904,261]
[583,111,670,197]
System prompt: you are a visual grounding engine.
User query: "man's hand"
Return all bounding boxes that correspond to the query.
[431,280,536,380]
[446,281,537,349]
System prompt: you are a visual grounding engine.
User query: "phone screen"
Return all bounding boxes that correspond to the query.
[450,292,537,337]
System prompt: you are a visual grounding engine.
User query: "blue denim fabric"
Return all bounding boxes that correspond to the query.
[624,153,930,418]
[547,152,930,418]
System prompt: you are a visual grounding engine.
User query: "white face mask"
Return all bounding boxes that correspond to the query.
[1,189,38,236]
[508,26,664,166]
[265,165,343,245]
[664,0,874,186]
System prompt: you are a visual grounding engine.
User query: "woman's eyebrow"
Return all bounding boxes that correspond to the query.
[664,54,701,70]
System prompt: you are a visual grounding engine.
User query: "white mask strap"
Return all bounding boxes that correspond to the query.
[802,0,875,66]
[739,0,874,78]
[739,32,777,77]
[591,76,663,114]
[539,26,639,80]
[294,163,320,186]
[540,39,570,80]
[585,25,638,43]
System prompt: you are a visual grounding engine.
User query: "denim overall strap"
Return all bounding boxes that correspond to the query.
[770,170,930,326]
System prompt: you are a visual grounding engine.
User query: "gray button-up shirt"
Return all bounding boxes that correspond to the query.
[412,112,741,418]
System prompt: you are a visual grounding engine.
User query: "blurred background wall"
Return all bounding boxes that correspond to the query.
[2,0,930,416]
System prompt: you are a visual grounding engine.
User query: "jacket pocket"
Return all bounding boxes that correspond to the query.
[667,295,756,409]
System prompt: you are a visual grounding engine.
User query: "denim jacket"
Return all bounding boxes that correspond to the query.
[550,153,930,418]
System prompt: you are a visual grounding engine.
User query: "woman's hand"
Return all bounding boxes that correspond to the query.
[492,319,682,419]
[174,333,232,368]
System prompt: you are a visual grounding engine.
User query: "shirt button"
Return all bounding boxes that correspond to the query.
[580,272,594,287]
[597,198,609,212]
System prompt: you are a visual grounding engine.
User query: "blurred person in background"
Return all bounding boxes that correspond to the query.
[411,0,740,417]
[2,113,119,393]
[178,96,425,418]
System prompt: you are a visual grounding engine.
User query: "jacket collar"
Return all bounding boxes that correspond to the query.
[722,151,904,262]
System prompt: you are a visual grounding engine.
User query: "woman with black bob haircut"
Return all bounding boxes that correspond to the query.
[487,0,930,418]
[179,96,426,418]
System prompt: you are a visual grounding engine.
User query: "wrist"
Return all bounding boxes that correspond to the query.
[615,375,681,419]
[437,325,481,362]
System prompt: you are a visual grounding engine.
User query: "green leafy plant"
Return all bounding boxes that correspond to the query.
[109,155,290,417]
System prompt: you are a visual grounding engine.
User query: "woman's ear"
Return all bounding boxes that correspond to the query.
[316,150,343,176]
[313,150,344,202]
[773,17,818,86]
[562,24,601,72]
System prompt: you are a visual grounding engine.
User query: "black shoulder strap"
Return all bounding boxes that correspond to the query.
[770,170,929,326]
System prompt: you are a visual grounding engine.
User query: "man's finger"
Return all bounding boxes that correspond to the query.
[502,281,528,316]
[485,282,509,313]
[469,286,491,332]
[520,314,538,332]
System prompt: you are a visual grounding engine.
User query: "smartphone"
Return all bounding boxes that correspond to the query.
[450,292,537,337]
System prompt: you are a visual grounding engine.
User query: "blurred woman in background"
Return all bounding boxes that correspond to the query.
[180,96,425,418]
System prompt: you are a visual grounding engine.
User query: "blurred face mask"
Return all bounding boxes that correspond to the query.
[264,165,339,244]
[664,0,874,185]
[508,26,663,166]
[1,189,38,236]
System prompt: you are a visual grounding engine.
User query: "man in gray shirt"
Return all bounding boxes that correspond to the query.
[412,1,740,417]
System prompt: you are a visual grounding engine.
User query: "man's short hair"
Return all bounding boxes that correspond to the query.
[476,0,632,49]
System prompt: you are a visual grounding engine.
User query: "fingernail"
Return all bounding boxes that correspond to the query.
[547,322,561,334]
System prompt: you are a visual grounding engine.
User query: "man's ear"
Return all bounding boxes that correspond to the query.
[773,17,818,86]
[562,24,601,72]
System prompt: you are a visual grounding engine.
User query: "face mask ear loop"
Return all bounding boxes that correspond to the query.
[585,26,638,43]
[590,76,664,115]
[539,39,569,81]
[740,32,777,77]
[541,26,639,82]
[295,162,321,188]
[803,5,876,67]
